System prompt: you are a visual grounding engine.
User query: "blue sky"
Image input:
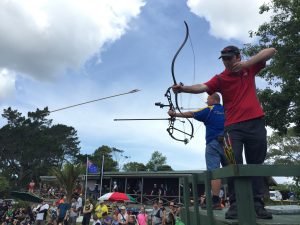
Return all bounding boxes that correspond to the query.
[2,0,289,181]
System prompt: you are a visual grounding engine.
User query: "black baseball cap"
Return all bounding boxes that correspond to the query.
[219,46,240,59]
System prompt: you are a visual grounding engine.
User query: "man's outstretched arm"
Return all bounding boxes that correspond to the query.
[172,83,209,94]
[232,47,277,71]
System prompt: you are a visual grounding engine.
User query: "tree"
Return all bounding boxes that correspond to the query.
[51,163,83,203]
[146,151,173,171]
[243,0,300,134]
[0,107,80,188]
[158,165,173,171]
[265,129,300,186]
[111,147,130,171]
[123,162,146,172]
[0,176,10,197]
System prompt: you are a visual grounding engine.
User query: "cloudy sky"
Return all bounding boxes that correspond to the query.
[1,0,286,181]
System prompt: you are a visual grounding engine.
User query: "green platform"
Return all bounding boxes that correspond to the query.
[179,165,300,225]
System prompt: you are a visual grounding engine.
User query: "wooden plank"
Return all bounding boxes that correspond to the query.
[197,208,300,225]
[211,165,300,179]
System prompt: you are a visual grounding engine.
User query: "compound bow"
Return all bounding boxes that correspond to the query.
[114,22,195,144]
[156,21,194,144]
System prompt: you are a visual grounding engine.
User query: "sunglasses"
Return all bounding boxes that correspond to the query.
[221,56,234,61]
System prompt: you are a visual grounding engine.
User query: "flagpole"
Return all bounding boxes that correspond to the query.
[99,155,105,197]
[85,156,88,201]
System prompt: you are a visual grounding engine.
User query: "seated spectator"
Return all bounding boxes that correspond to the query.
[92,214,102,225]
[111,214,119,225]
[102,212,112,225]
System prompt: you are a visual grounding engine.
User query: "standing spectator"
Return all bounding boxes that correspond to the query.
[95,199,108,220]
[159,184,166,196]
[150,184,159,196]
[111,203,120,218]
[81,199,93,225]
[219,188,225,207]
[35,199,49,225]
[49,202,58,225]
[57,197,70,225]
[113,182,118,192]
[75,194,83,216]
[137,206,147,225]
[150,201,162,225]
[68,205,78,225]
[74,182,83,195]
[137,181,142,194]
[48,187,55,198]
[158,200,166,225]
[117,206,128,225]
[56,195,65,206]
[126,184,132,194]
[165,202,180,225]
[28,180,35,193]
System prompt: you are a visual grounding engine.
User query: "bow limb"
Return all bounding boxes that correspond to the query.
[163,88,191,143]
[170,21,194,143]
[166,117,189,144]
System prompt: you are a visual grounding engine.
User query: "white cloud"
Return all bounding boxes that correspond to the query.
[187,0,271,42]
[0,68,16,100]
[0,0,146,82]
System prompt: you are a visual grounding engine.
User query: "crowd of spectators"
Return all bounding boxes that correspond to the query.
[0,201,35,225]
[0,196,184,225]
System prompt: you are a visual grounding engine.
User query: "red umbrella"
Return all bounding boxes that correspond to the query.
[98,192,135,202]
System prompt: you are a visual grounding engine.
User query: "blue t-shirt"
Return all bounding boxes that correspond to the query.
[58,203,70,218]
[193,104,224,144]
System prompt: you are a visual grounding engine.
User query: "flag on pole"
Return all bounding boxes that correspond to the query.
[99,155,105,197]
[87,159,99,173]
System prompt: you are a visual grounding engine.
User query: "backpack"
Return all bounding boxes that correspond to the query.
[51,209,58,219]
[155,208,162,218]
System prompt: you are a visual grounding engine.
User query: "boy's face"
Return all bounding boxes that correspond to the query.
[222,55,240,70]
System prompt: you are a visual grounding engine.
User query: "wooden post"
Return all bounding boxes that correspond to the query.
[235,177,256,225]
[192,174,200,225]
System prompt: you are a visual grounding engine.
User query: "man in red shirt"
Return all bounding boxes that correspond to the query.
[172,46,276,219]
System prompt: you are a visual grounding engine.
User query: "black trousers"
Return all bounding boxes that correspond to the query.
[225,117,268,203]
[81,214,91,225]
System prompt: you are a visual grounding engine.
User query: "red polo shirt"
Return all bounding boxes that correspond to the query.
[204,61,266,126]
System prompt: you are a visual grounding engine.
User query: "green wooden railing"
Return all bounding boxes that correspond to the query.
[179,164,300,225]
